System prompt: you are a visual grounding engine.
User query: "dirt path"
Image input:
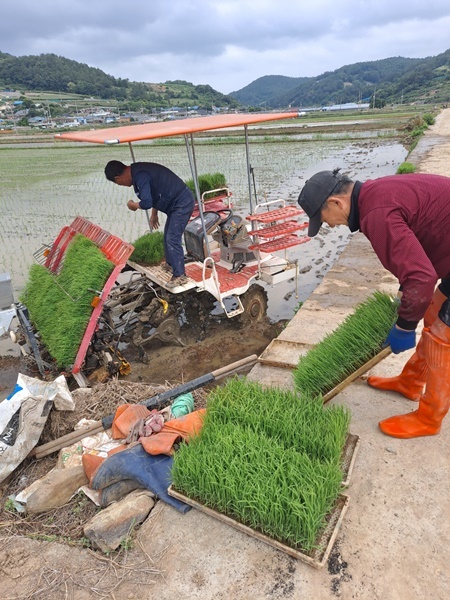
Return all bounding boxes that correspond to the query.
[410,107,450,177]
[1,110,449,599]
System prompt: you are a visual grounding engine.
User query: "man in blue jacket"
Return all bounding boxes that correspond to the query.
[105,160,194,289]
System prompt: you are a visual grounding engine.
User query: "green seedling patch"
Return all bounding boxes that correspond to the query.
[21,235,113,368]
[293,292,397,397]
[173,379,349,552]
[130,231,165,265]
[185,172,227,199]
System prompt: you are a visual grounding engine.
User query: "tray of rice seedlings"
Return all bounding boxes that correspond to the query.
[170,379,351,567]
[129,231,165,266]
[202,378,353,479]
[20,235,113,368]
[293,291,397,399]
[185,172,227,199]
[213,378,359,486]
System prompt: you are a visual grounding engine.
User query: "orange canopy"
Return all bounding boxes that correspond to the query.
[55,112,297,145]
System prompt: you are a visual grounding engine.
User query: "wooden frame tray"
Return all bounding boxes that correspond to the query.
[168,486,350,569]
[258,339,307,369]
[342,433,360,487]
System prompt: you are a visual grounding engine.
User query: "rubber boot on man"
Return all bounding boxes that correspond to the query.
[367,286,447,401]
[378,299,450,439]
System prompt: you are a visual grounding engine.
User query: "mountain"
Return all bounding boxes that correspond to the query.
[2,49,449,112]
[230,50,450,108]
[0,53,240,110]
[229,75,311,107]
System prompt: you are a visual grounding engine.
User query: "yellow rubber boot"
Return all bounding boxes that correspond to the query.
[367,288,447,401]
[378,323,450,439]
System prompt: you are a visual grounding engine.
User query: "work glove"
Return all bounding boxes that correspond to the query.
[383,325,416,354]
[139,409,206,456]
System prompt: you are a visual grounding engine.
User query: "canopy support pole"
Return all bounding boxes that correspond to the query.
[128,142,152,233]
[244,125,254,214]
[185,133,211,257]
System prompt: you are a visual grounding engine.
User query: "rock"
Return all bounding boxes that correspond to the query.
[26,465,88,514]
[83,490,155,552]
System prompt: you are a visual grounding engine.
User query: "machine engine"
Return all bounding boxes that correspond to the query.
[184,210,256,266]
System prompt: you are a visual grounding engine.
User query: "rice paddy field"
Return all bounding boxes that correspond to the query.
[0,129,407,320]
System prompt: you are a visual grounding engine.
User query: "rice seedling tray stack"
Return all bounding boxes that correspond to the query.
[170,379,354,568]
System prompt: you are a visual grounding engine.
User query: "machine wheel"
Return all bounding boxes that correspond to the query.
[239,284,268,324]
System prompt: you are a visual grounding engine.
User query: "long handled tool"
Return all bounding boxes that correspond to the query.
[30,355,258,459]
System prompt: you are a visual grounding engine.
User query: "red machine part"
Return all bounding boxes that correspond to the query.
[44,217,134,375]
[246,206,309,253]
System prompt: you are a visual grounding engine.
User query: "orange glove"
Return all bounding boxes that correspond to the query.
[111,404,151,439]
[139,409,206,455]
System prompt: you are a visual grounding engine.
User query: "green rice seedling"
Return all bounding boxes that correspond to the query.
[130,232,165,265]
[293,291,397,397]
[172,377,349,552]
[185,172,227,198]
[172,421,343,551]
[205,378,350,465]
[20,235,113,367]
[396,162,416,174]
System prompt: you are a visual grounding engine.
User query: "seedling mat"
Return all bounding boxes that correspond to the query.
[168,486,350,569]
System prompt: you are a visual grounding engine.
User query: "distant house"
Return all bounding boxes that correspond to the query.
[29,116,46,126]
[321,102,370,111]
[60,120,80,128]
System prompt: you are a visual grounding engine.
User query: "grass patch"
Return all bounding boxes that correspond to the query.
[396,162,416,174]
[21,235,113,367]
[185,172,227,198]
[130,231,165,265]
[293,292,397,397]
[172,381,347,551]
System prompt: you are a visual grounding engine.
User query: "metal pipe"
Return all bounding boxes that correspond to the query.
[184,133,211,257]
[244,125,254,214]
[128,142,136,162]
[128,142,152,232]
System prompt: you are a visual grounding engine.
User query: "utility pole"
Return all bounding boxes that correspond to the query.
[372,88,376,110]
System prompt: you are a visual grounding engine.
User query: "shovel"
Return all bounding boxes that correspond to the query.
[29,354,258,459]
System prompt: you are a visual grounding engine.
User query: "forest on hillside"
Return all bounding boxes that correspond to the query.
[2,49,450,111]
[0,53,240,111]
[231,50,450,108]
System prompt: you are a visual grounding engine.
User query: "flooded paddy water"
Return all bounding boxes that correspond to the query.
[0,130,407,384]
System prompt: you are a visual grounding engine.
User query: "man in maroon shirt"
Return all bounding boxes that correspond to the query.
[298,169,450,439]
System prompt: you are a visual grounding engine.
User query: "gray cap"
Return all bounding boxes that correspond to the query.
[298,169,343,236]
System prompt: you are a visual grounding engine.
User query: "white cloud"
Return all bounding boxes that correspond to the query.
[1,1,449,93]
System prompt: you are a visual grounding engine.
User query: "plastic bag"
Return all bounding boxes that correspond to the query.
[16,373,75,411]
[0,373,74,483]
[170,392,194,418]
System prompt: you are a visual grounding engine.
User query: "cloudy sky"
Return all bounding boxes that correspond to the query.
[1,1,450,94]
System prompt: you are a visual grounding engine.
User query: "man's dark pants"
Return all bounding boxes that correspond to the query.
[164,190,194,277]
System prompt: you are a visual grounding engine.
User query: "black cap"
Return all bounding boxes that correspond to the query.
[298,169,343,237]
